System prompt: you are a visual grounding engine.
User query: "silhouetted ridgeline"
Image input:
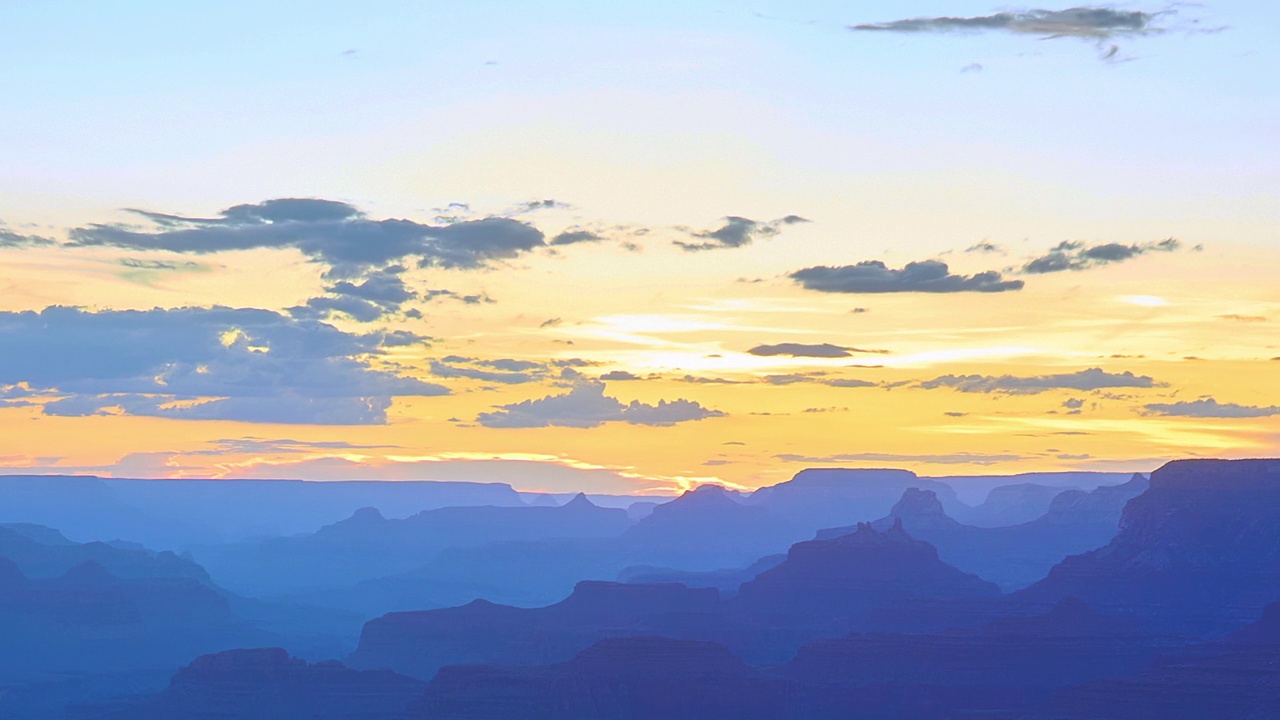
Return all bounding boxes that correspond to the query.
[0,475,528,548]
[816,473,1147,590]
[6,460,1280,718]
[1016,458,1280,635]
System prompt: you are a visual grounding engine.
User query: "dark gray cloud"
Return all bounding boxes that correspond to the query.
[675,215,809,252]
[290,266,495,323]
[0,228,57,248]
[1144,398,1280,418]
[0,306,447,424]
[476,381,725,428]
[791,260,1023,294]
[748,342,857,358]
[918,367,1157,394]
[599,370,644,381]
[851,7,1160,39]
[70,198,546,278]
[966,241,1004,254]
[550,229,606,246]
[1023,238,1180,274]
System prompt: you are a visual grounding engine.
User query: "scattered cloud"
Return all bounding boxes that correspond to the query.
[791,260,1023,294]
[1219,314,1268,323]
[70,197,547,278]
[1023,238,1180,274]
[430,356,589,385]
[475,381,725,428]
[0,228,56,248]
[1144,398,1280,418]
[675,215,808,252]
[917,367,1158,394]
[550,229,606,246]
[747,342,884,358]
[0,306,447,424]
[599,370,644,381]
[851,8,1163,40]
[966,241,1004,254]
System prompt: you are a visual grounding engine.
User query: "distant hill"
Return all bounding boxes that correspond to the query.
[194,494,633,597]
[1016,459,1280,636]
[816,475,1147,590]
[0,475,525,549]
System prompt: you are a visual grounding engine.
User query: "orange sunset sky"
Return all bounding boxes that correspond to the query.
[1,1,1277,493]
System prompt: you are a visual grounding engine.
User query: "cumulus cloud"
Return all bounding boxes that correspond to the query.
[475,381,725,428]
[0,306,448,424]
[1023,238,1180,274]
[70,197,546,278]
[790,259,1023,294]
[675,215,808,252]
[851,7,1161,39]
[1143,398,1280,418]
[917,367,1157,394]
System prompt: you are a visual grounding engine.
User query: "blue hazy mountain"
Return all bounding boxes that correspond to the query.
[347,521,1001,676]
[1015,458,1280,636]
[0,475,527,549]
[193,494,633,597]
[5,460,1280,719]
[72,648,425,720]
[815,474,1148,590]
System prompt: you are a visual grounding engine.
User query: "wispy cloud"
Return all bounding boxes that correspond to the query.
[917,367,1158,394]
[1144,398,1280,418]
[475,381,725,428]
[851,7,1163,40]
[675,215,809,252]
[1023,238,1180,274]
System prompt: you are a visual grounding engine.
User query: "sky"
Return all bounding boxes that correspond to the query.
[1,1,1278,494]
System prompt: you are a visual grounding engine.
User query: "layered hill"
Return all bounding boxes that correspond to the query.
[816,475,1146,590]
[1016,458,1280,635]
[73,648,425,720]
[195,494,633,597]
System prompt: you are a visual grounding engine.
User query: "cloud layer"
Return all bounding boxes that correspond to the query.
[675,215,808,252]
[918,367,1157,394]
[851,8,1160,39]
[0,306,446,424]
[1023,238,1180,274]
[791,260,1023,294]
[71,198,546,278]
[1144,398,1280,418]
[476,381,725,428]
